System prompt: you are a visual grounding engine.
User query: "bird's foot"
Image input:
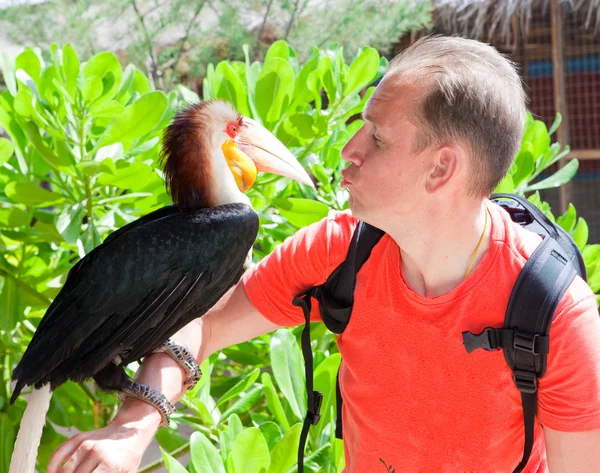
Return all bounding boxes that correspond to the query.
[119,382,175,427]
[153,339,202,390]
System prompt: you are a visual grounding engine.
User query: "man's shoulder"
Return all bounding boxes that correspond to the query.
[323,209,360,243]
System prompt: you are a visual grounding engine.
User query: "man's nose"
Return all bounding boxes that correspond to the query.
[341,137,363,166]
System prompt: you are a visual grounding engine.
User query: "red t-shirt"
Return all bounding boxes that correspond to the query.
[242,200,600,472]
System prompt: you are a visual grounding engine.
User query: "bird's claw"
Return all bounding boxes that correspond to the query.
[119,382,175,427]
[153,339,202,390]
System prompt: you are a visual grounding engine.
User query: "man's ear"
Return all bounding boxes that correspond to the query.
[425,146,459,193]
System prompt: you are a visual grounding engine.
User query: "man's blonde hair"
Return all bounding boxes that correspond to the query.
[387,35,528,197]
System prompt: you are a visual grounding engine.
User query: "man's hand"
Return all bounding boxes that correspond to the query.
[47,402,160,473]
[46,282,279,472]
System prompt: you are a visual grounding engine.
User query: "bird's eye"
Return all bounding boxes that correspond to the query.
[226,122,238,137]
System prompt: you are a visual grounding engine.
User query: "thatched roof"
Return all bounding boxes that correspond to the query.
[432,0,600,40]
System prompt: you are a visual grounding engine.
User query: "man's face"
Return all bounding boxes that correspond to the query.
[341,75,432,225]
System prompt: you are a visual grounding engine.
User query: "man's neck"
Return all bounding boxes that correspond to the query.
[386,200,491,298]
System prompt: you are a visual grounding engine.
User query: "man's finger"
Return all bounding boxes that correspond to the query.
[61,451,99,473]
[47,434,85,473]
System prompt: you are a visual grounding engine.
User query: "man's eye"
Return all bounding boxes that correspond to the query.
[372,134,384,148]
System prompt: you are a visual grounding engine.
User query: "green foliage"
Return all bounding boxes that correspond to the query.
[0,40,382,472]
[1,36,597,473]
[493,112,600,305]
[0,0,431,91]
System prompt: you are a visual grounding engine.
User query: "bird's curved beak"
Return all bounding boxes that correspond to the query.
[236,117,315,188]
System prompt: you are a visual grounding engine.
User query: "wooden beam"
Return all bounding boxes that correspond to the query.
[551,0,571,213]
[522,42,600,62]
[568,149,600,160]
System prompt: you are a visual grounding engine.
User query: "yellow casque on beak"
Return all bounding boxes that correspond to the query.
[222,140,257,193]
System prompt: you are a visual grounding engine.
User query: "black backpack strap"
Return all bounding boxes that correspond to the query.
[462,236,577,473]
[292,288,322,473]
[292,221,384,472]
[316,222,386,333]
[491,193,587,280]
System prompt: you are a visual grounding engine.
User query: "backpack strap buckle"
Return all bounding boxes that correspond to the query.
[513,332,541,355]
[461,327,499,353]
[307,390,323,425]
[513,370,538,394]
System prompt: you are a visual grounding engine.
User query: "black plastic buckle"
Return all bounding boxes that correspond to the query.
[462,328,496,353]
[307,391,323,425]
[513,332,539,355]
[513,370,538,394]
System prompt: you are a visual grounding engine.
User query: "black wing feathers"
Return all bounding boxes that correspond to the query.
[11,203,258,401]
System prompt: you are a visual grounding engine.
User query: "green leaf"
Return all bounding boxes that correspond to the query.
[270,329,305,421]
[177,84,200,104]
[255,58,294,124]
[220,385,262,420]
[23,121,75,171]
[570,217,589,250]
[76,158,117,176]
[589,261,600,294]
[89,99,125,119]
[222,347,266,365]
[0,137,14,165]
[63,44,80,98]
[230,427,270,473]
[97,162,153,190]
[83,51,123,103]
[521,119,550,162]
[261,372,290,431]
[155,427,188,453]
[344,47,379,96]
[134,69,151,95]
[0,208,29,227]
[216,368,261,408]
[4,182,65,206]
[524,159,579,192]
[83,75,103,104]
[291,52,319,110]
[0,277,20,333]
[56,205,84,244]
[160,448,189,473]
[265,40,290,63]
[511,145,535,188]
[548,113,562,136]
[14,88,34,118]
[219,414,244,465]
[286,114,314,141]
[100,91,168,146]
[317,56,336,105]
[213,61,250,117]
[0,52,16,96]
[258,421,281,451]
[189,431,226,473]
[15,48,41,83]
[272,198,329,229]
[556,203,576,233]
[313,353,341,434]
[0,413,16,473]
[266,424,302,473]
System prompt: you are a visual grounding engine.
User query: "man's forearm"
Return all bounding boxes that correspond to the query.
[110,281,279,431]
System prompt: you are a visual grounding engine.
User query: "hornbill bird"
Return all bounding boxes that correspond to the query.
[9,99,314,473]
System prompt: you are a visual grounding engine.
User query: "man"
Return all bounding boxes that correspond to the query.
[48,35,600,473]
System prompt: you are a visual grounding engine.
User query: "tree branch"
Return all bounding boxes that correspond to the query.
[284,0,301,41]
[130,0,163,89]
[171,0,206,75]
[254,0,274,58]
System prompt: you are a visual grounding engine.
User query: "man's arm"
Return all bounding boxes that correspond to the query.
[47,281,279,473]
[544,426,600,473]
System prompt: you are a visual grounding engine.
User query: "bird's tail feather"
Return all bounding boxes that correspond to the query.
[9,383,52,473]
